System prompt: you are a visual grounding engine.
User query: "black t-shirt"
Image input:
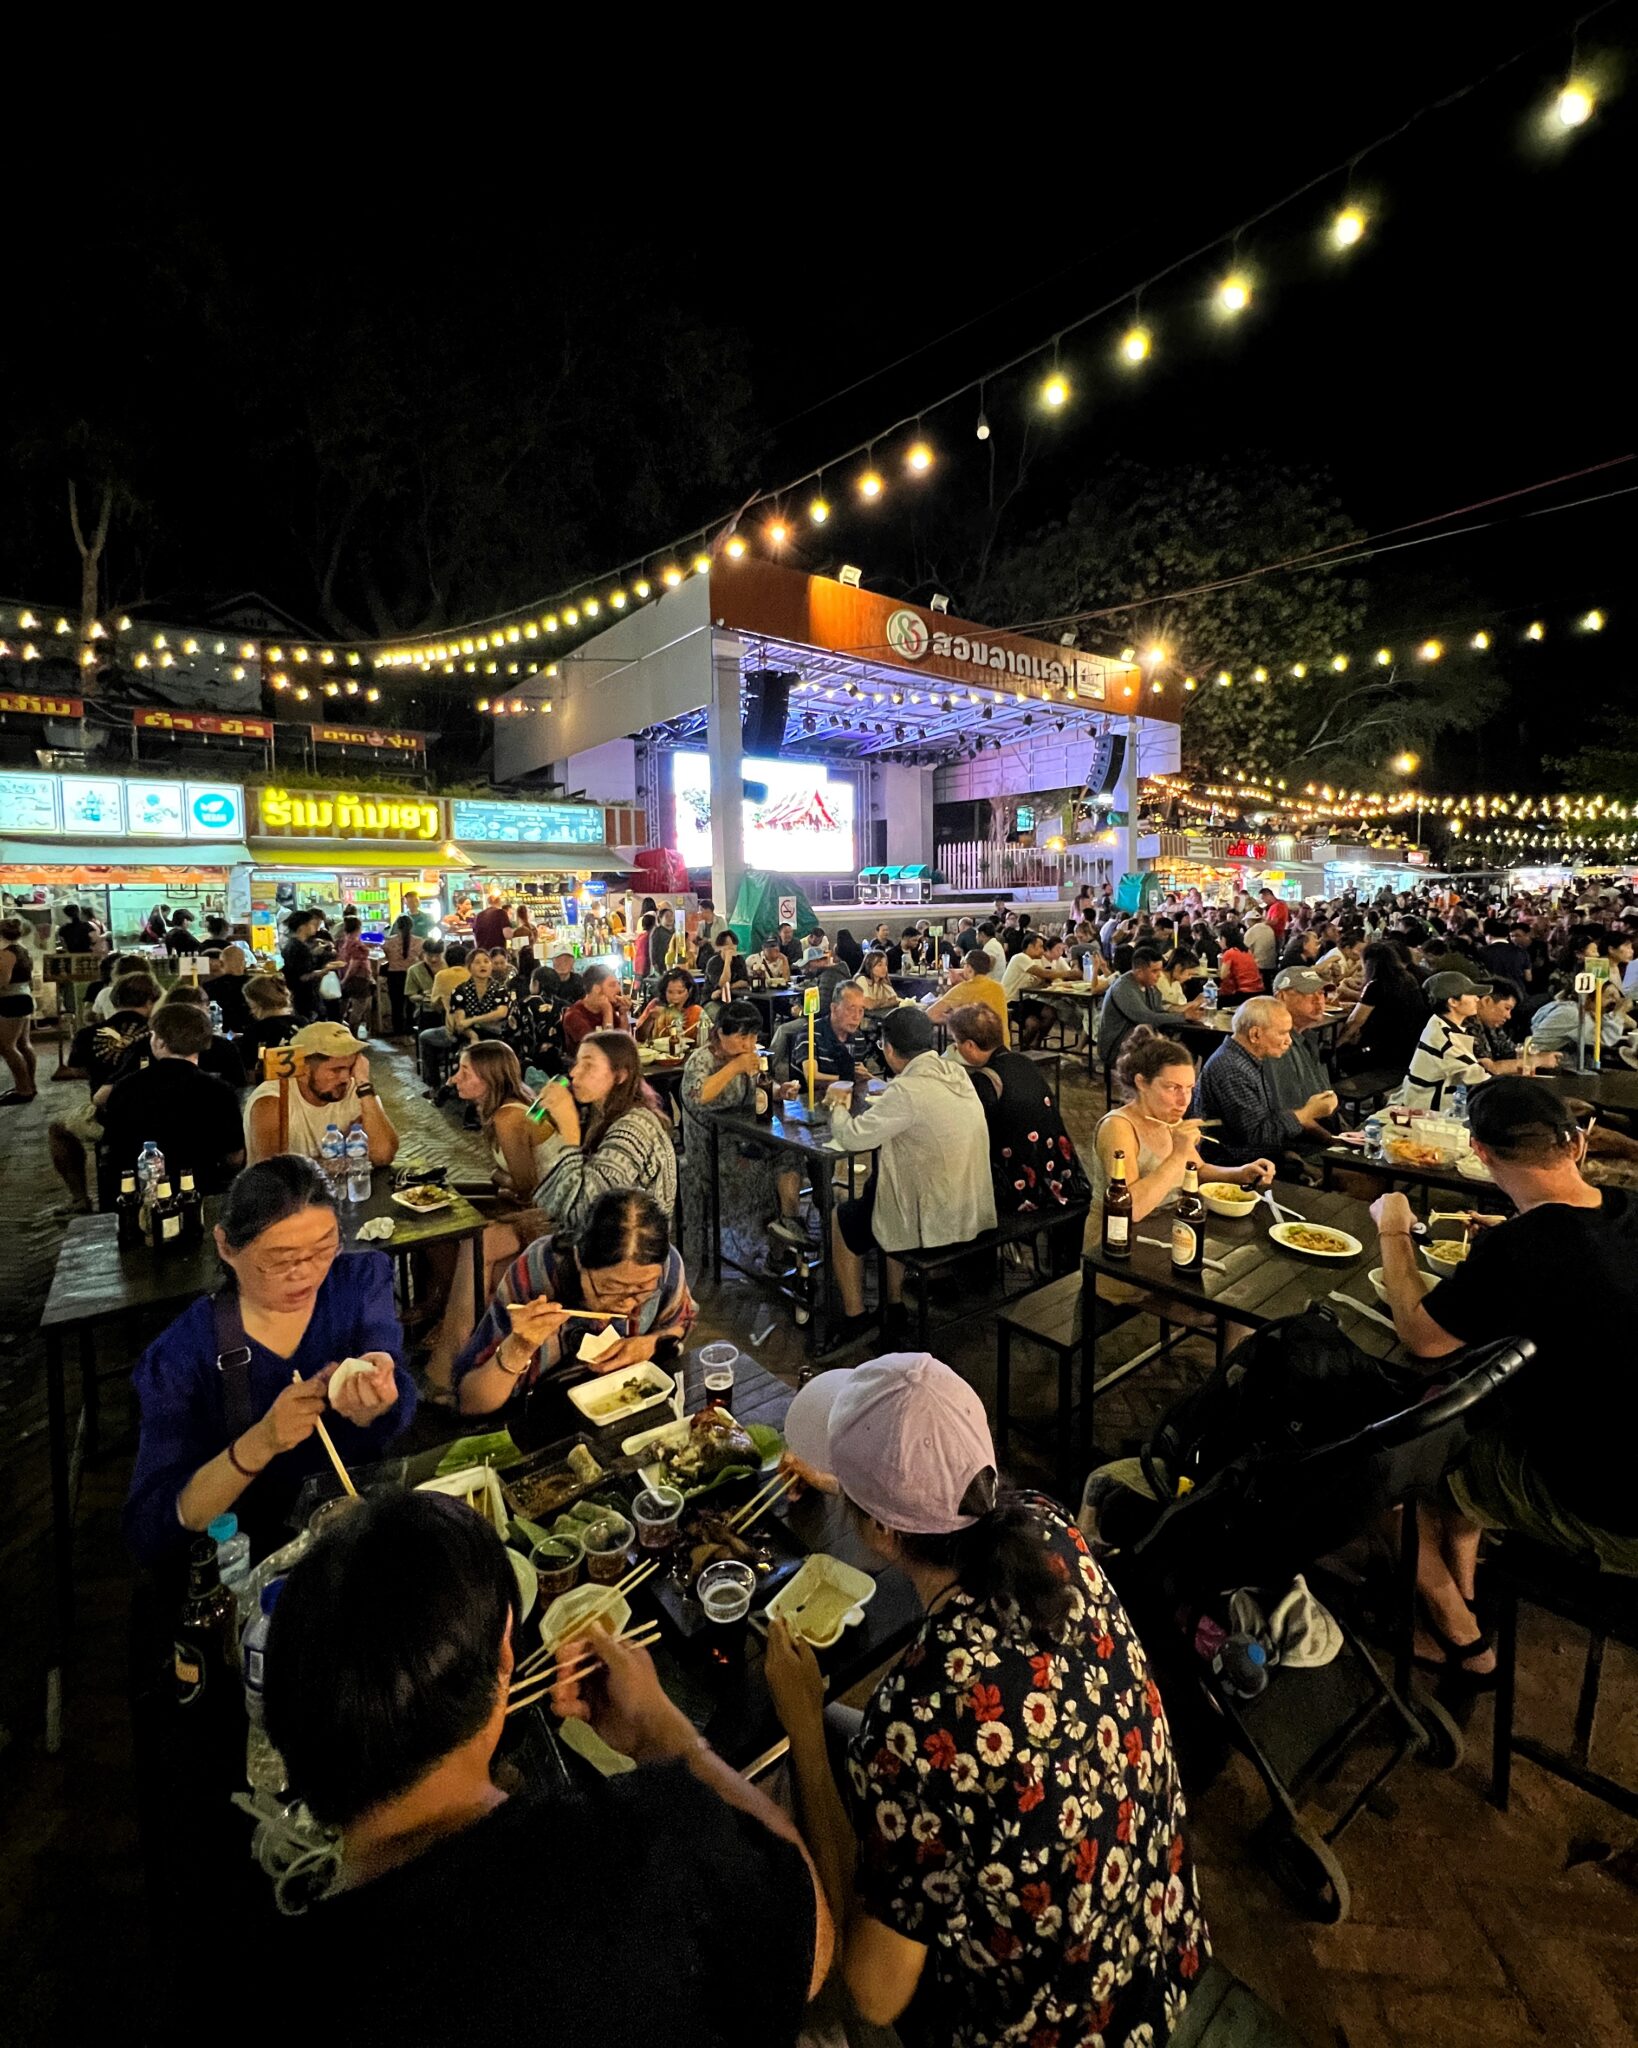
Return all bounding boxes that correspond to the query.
[1425,1189,1638,1531]
[74,1007,151,1092]
[100,1060,245,1191]
[283,1765,816,2048]
[1356,976,1427,1070]
[281,936,319,1015]
[110,1031,247,1093]
[203,973,252,1036]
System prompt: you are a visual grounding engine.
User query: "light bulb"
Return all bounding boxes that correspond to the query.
[582,597,600,615]
[1526,621,1544,641]
[975,411,990,440]
[1041,371,1069,408]
[563,607,579,625]
[1291,662,1307,678]
[906,441,933,472]
[1216,671,1233,687]
[1331,207,1366,249]
[1217,273,1251,313]
[662,567,683,587]
[634,579,651,598]
[1375,648,1393,665]
[1470,630,1491,650]
[725,536,747,560]
[809,496,830,524]
[858,470,884,499]
[545,614,560,631]
[765,521,788,547]
[1581,609,1606,632]
[1556,82,1594,128]
[1120,325,1151,363]
[1331,654,1349,672]
[610,590,627,609]
[1418,639,1443,662]
[1143,643,1166,665]
[693,555,711,576]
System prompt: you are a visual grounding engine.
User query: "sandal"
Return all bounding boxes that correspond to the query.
[1413,1615,1498,1689]
[0,1092,38,1106]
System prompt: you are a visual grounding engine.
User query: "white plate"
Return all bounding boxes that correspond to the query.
[1268,1220,1363,1261]
[1456,1153,1493,1181]
[566,1363,676,1428]
[506,1544,538,1622]
[765,1553,876,1649]
[391,1186,456,1214]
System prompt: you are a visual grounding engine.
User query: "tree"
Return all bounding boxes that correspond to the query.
[974,453,1492,786]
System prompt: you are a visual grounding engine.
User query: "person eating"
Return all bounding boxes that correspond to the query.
[679,998,805,1273]
[1262,966,1336,1131]
[925,948,1009,1034]
[1368,1079,1638,1682]
[561,963,630,1053]
[1193,996,1337,1170]
[633,967,702,1047]
[762,1353,1209,2048]
[123,1156,415,1563]
[452,1189,694,1432]
[1094,1026,1274,1218]
[266,1489,830,2044]
[530,1028,676,1233]
[772,981,867,1090]
[245,1021,400,1168]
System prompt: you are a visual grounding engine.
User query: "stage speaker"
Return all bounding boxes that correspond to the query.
[743,669,796,755]
[1085,731,1126,796]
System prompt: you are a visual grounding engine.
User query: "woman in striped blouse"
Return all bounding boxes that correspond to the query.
[530,1028,678,1234]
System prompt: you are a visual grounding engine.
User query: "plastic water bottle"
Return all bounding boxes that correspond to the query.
[1211,1633,1269,1700]
[1451,1083,1469,1125]
[137,1139,165,1205]
[242,1580,289,1797]
[209,1512,252,1612]
[1202,978,1219,1015]
[345,1120,371,1204]
[208,998,224,1034]
[319,1121,345,1182]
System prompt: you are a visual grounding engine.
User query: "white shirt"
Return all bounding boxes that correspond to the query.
[92,983,120,1020]
[1001,952,1045,998]
[828,1052,996,1252]
[982,938,1006,976]
[245,1076,364,1165]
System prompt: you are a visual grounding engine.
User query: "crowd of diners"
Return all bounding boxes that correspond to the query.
[15,867,1637,2042]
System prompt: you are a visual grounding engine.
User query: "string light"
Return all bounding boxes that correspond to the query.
[1375,648,1392,665]
[765,520,789,547]
[906,441,933,473]
[858,469,884,499]
[1526,620,1545,640]
[1555,81,1594,128]
[1120,325,1151,363]
[1330,654,1349,672]
[1470,630,1490,650]
[1581,608,1605,631]
[1217,272,1252,314]
[634,579,651,598]
[724,535,747,560]
[692,555,711,576]
[662,566,683,587]
[1418,639,1443,661]
[1331,206,1367,249]
[1252,666,1268,683]
[1291,661,1307,678]
[1041,369,1069,409]
[610,589,627,608]
[809,496,830,524]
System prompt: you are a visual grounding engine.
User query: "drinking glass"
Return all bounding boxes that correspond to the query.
[582,1513,633,1585]
[631,1487,685,1552]
[698,1343,738,1396]
[695,1558,756,1625]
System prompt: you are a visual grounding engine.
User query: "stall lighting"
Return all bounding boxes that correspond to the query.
[906,441,933,473]
[1120,325,1151,363]
[858,470,884,499]
[724,536,747,560]
[1555,82,1594,128]
[1040,371,1069,408]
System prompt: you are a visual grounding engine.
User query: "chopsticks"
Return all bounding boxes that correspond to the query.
[296,1371,360,1499]
[728,1468,790,1533]
[510,1555,663,1682]
[507,1621,663,1714]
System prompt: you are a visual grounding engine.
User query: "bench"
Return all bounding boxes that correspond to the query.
[881,1201,1091,1349]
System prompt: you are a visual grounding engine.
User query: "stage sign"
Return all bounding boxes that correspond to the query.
[0,691,83,717]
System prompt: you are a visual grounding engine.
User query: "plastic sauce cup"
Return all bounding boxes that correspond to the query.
[582,1513,634,1585]
[530,1532,583,1602]
[631,1487,685,1551]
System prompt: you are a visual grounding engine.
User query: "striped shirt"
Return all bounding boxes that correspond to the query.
[1398,1014,1489,1111]
[533,1104,678,1234]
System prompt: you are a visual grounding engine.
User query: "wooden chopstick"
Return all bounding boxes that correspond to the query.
[733,1478,793,1537]
[507,1623,663,1712]
[510,1618,662,1694]
[728,1469,789,1532]
[296,1371,360,1499]
[512,1556,664,1681]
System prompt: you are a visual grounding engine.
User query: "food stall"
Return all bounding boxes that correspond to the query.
[447,797,629,963]
[0,769,250,947]
[246,785,464,950]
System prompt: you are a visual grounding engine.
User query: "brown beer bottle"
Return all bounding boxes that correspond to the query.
[1172,1161,1206,1274]
[1102,1149,1133,1259]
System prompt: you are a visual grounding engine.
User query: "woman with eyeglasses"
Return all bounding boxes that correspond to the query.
[451,1189,693,1436]
[123,1156,416,1565]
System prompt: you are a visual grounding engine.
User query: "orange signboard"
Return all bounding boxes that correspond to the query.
[135,707,273,739]
[0,691,83,717]
[705,560,1161,717]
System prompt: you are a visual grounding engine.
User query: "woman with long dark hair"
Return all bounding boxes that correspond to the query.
[1336,938,1428,1073]
[751,1355,1209,2047]
[123,1156,414,1562]
[530,1028,677,1233]
[452,1189,694,1436]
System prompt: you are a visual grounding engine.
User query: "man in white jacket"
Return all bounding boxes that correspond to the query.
[825,1005,997,1344]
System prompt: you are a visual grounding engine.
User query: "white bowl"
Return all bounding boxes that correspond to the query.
[1368,1265,1438,1305]
[1421,1239,1471,1279]
[1202,1183,1261,1218]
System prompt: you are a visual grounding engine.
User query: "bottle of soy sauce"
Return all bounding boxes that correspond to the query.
[1172,1162,1205,1274]
[1102,1149,1133,1259]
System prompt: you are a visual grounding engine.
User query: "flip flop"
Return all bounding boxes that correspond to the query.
[1413,1616,1497,1690]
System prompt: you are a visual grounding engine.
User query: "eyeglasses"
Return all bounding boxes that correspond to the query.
[254,1237,340,1280]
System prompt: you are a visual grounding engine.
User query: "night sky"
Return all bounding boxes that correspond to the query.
[6,8,1632,792]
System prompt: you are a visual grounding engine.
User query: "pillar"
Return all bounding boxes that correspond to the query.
[1112,716,1141,879]
[705,648,744,919]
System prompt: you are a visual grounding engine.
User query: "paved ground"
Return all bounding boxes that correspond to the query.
[2,1036,1634,2042]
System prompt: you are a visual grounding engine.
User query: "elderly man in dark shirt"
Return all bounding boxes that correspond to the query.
[1194,994,1337,1170]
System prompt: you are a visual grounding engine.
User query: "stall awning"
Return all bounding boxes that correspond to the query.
[454,844,623,874]
[248,843,473,872]
[0,839,249,871]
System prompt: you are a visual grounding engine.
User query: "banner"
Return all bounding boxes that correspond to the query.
[310,724,426,752]
[135,708,273,739]
[0,691,83,717]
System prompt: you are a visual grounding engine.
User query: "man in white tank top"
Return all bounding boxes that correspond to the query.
[245,1021,400,1167]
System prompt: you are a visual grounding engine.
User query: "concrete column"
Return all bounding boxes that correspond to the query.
[1112,716,1141,879]
[705,646,744,919]
[882,762,934,867]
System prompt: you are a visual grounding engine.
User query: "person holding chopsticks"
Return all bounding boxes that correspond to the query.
[123,1156,415,1566]
[263,1489,832,2045]
[451,1189,693,1435]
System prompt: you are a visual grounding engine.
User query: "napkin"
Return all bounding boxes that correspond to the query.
[328,1357,376,1406]
[578,1324,623,1365]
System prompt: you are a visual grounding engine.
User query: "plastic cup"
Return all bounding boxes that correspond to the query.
[632,1486,685,1552]
[698,1343,738,1396]
[695,1557,756,1625]
[582,1512,634,1585]
[530,1531,583,1602]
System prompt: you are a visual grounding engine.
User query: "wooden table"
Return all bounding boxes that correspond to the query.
[1021,984,1100,1075]
[741,986,800,1032]
[36,1176,489,1751]
[1539,1064,1638,1116]
[1079,1184,1393,1472]
[1315,1143,1510,1212]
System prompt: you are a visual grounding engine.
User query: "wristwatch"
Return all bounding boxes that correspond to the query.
[356,1084,377,1097]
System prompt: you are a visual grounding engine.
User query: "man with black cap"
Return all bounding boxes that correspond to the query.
[1371,1077,1638,1680]
[824,1005,994,1344]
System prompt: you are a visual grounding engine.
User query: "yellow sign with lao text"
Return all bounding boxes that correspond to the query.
[256,787,444,842]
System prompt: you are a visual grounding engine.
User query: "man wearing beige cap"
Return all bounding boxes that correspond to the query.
[245,1020,400,1167]
[762,1354,1209,2047]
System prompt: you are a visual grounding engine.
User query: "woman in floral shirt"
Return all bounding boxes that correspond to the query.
[766,1355,1207,2047]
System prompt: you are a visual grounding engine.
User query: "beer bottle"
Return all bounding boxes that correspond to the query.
[177,1169,204,1247]
[115,1169,143,1248]
[1172,1161,1206,1275]
[174,1537,237,1710]
[149,1178,184,1253]
[1102,1149,1133,1259]
[753,1052,773,1121]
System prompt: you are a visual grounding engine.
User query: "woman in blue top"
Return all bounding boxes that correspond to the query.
[124,1155,416,1565]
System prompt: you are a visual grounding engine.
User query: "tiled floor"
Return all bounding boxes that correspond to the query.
[2,1038,1633,2041]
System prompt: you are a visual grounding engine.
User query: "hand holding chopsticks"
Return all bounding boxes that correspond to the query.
[511,1554,663,1682]
[507,1621,663,1713]
[295,1371,359,1499]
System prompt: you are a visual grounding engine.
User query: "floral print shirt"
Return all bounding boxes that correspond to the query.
[847,1500,1208,2047]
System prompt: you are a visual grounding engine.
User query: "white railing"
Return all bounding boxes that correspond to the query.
[935,840,1113,892]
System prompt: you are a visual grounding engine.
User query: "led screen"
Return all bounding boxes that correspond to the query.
[671,752,855,873]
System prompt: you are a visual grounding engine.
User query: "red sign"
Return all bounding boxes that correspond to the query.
[310,725,426,752]
[0,691,83,717]
[134,707,273,739]
[1224,839,1269,859]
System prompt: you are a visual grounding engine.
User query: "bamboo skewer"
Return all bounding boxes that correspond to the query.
[296,1371,360,1499]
